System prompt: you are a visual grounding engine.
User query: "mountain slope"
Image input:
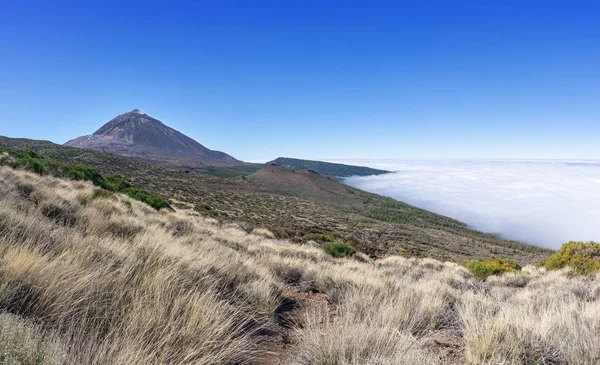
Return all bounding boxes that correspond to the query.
[269,157,390,177]
[1,136,551,263]
[65,109,238,166]
[248,164,357,204]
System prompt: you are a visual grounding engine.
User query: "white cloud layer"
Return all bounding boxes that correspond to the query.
[339,159,600,249]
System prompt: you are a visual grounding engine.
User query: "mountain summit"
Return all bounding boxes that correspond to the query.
[65,109,238,166]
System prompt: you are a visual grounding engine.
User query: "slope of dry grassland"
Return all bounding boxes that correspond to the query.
[0,166,598,364]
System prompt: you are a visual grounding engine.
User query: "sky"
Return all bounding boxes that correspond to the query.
[342,159,600,248]
[0,1,599,161]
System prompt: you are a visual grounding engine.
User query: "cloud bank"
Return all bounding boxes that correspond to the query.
[339,159,600,249]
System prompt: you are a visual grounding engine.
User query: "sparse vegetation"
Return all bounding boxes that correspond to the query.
[307,233,334,242]
[323,241,356,258]
[0,143,170,210]
[270,157,390,177]
[0,166,597,364]
[542,241,600,275]
[0,137,553,264]
[464,257,521,279]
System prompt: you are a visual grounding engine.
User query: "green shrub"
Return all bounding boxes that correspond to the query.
[543,241,600,275]
[323,241,356,258]
[123,188,170,210]
[105,175,131,191]
[67,165,104,185]
[465,257,521,279]
[308,233,334,242]
[17,156,45,174]
[92,188,115,200]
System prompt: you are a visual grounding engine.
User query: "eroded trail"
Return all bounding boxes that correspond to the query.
[258,285,333,365]
[257,285,467,365]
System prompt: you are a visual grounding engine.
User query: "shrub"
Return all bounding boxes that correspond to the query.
[67,165,105,186]
[92,188,115,200]
[123,188,170,210]
[308,233,333,242]
[17,157,44,174]
[323,241,356,258]
[543,241,600,275]
[105,175,131,191]
[465,257,521,279]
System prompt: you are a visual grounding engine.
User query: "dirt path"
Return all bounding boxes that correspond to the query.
[256,286,466,365]
[423,330,466,364]
[257,285,332,365]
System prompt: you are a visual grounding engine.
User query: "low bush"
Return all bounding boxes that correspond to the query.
[105,174,131,191]
[308,233,333,242]
[92,188,115,200]
[323,241,356,258]
[123,188,170,210]
[464,257,521,279]
[17,157,44,174]
[543,241,600,275]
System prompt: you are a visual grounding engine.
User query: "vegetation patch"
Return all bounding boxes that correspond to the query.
[542,241,600,275]
[0,145,169,210]
[122,188,170,210]
[92,188,115,200]
[323,241,356,258]
[464,257,521,279]
[307,233,334,242]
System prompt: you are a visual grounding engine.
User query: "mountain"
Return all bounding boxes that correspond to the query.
[269,157,390,177]
[65,109,238,167]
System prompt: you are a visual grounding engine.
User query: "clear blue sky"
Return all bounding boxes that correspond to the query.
[1,1,598,161]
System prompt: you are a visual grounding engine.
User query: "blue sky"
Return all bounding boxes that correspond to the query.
[1,0,599,161]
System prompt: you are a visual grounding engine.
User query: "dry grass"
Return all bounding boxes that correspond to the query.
[0,166,598,364]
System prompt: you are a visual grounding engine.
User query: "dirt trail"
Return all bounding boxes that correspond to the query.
[423,330,466,364]
[256,286,466,365]
[257,285,332,365]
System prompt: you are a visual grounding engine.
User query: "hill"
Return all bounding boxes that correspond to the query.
[0,136,550,263]
[0,166,596,364]
[269,157,390,177]
[65,109,239,167]
[248,164,357,204]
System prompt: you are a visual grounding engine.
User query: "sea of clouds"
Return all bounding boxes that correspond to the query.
[336,159,600,249]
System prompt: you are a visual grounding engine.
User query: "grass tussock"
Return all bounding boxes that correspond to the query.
[0,165,598,364]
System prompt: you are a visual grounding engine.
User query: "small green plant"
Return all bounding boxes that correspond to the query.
[308,233,333,242]
[92,188,115,200]
[465,257,521,279]
[542,241,600,275]
[323,241,356,258]
[123,188,170,210]
[105,174,131,191]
